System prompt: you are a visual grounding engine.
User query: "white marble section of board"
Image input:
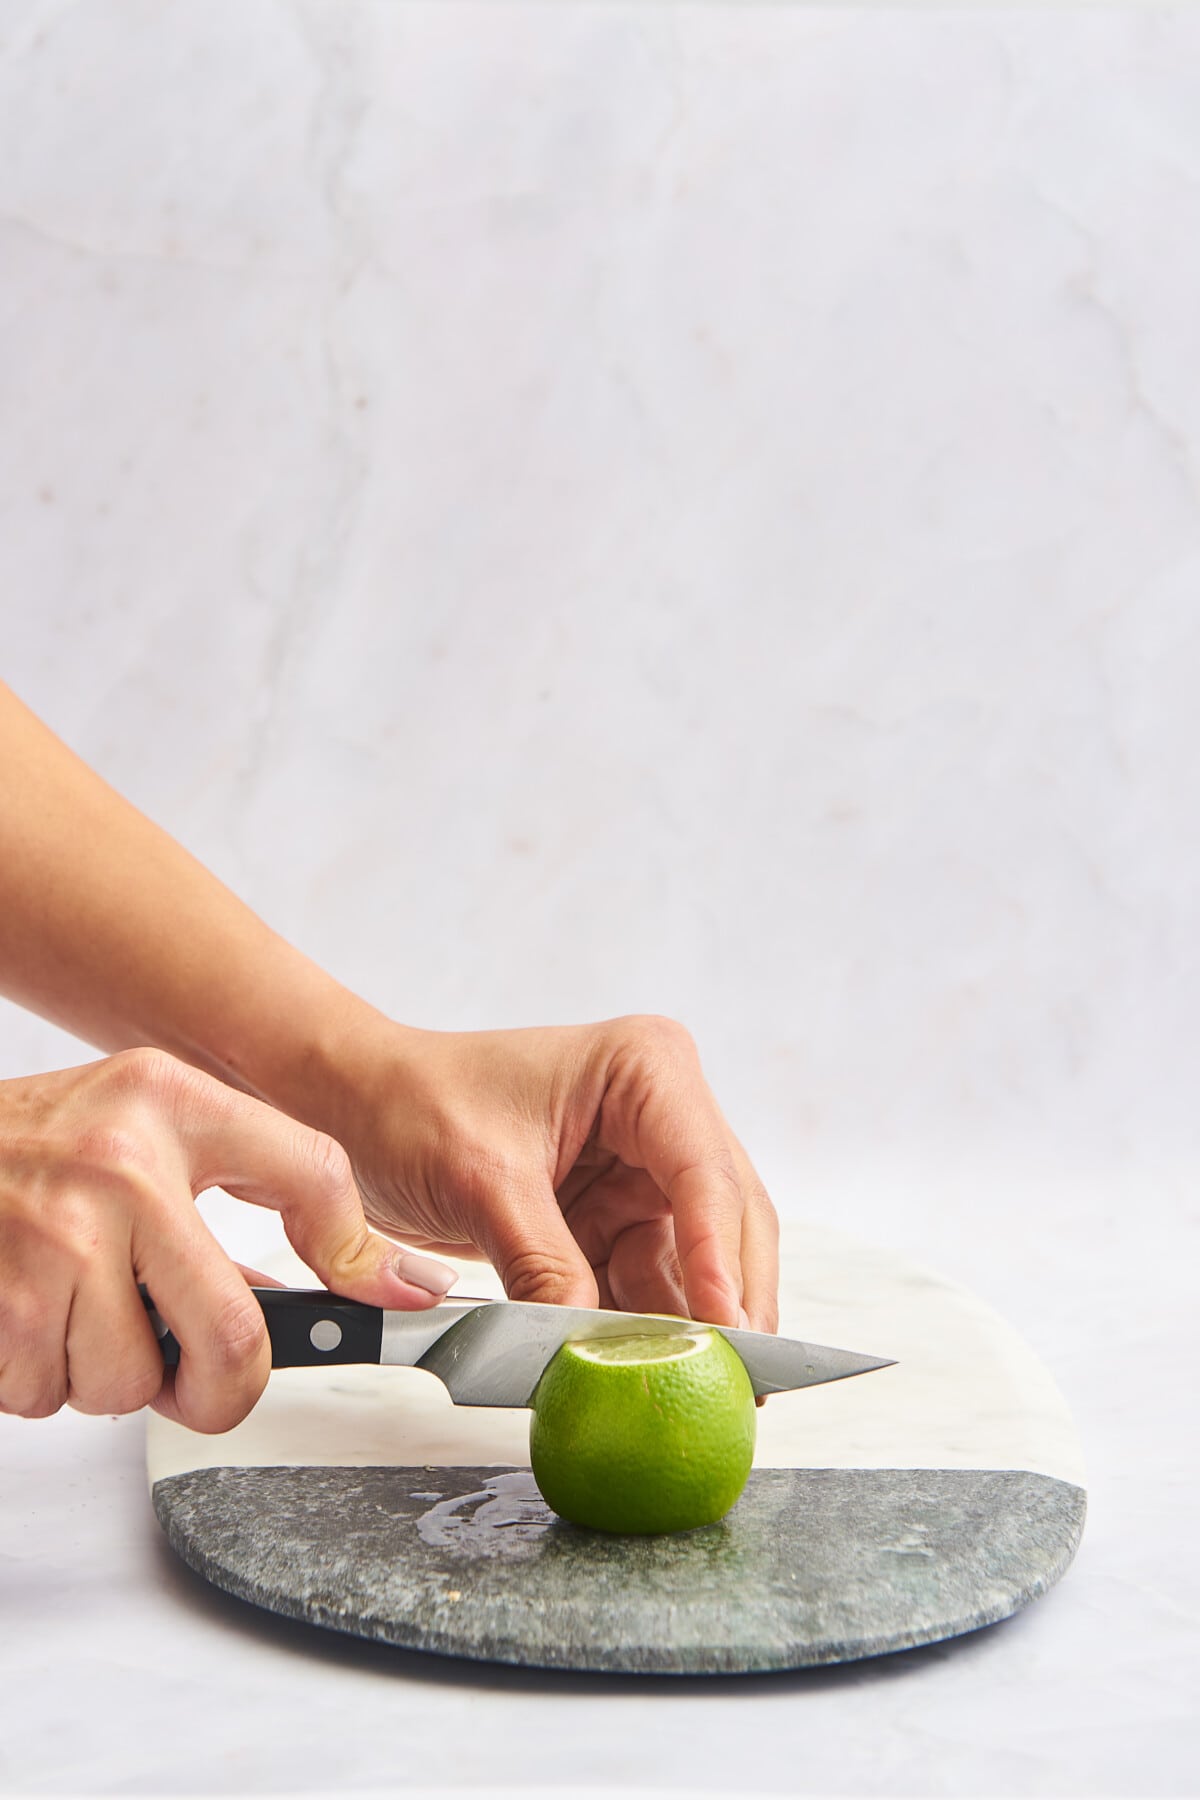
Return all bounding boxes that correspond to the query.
[147,1222,1085,1486]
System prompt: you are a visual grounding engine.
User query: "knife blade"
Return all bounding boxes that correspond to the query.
[142,1286,895,1407]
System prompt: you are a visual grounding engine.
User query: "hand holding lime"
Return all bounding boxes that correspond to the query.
[529,1327,756,1534]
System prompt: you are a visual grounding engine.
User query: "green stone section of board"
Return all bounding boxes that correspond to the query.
[153,1464,1087,1674]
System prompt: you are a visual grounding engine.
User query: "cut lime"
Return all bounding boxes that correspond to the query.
[529,1325,756,1535]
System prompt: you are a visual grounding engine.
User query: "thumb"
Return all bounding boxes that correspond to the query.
[283,1170,459,1311]
[483,1180,599,1310]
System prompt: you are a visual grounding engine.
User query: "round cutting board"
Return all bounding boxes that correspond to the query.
[147,1222,1086,1674]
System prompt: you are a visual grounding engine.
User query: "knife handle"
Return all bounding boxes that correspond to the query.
[140,1285,383,1370]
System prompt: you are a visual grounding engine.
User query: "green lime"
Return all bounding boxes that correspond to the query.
[529,1326,756,1534]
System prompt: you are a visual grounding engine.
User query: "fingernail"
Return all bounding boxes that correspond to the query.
[392,1248,456,1296]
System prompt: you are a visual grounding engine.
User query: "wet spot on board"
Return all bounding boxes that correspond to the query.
[416,1471,554,1555]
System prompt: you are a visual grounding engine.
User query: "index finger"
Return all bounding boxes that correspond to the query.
[121,1052,455,1307]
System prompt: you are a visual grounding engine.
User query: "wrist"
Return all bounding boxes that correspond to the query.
[273,993,431,1155]
[196,940,421,1145]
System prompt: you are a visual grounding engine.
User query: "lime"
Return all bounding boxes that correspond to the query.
[529,1327,756,1534]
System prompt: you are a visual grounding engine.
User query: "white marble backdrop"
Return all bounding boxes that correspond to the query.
[1,5,1198,1793]
[4,1,1199,1235]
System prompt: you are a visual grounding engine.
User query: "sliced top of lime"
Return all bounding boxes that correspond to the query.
[569,1330,712,1366]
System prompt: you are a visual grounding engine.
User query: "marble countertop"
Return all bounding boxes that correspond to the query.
[1,1,1198,1793]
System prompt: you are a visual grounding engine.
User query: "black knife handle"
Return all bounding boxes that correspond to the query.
[139,1285,384,1369]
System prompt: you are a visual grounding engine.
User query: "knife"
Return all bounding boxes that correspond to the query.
[141,1286,895,1408]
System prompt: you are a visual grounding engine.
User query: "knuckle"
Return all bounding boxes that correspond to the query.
[713,1148,742,1187]
[109,1365,165,1415]
[322,1228,374,1290]
[754,1190,781,1240]
[106,1045,185,1101]
[0,1354,68,1421]
[626,1013,695,1057]
[25,1200,120,1286]
[303,1130,355,1195]
[19,1384,68,1421]
[742,1175,780,1240]
[207,1289,268,1376]
[501,1245,578,1307]
[679,1148,741,1202]
[0,1291,48,1361]
[74,1361,163,1418]
[67,1124,154,1183]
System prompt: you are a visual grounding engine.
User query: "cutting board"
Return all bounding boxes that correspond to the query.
[147,1222,1086,1674]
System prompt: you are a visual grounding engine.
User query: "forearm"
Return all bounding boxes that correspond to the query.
[0,681,389,1123]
